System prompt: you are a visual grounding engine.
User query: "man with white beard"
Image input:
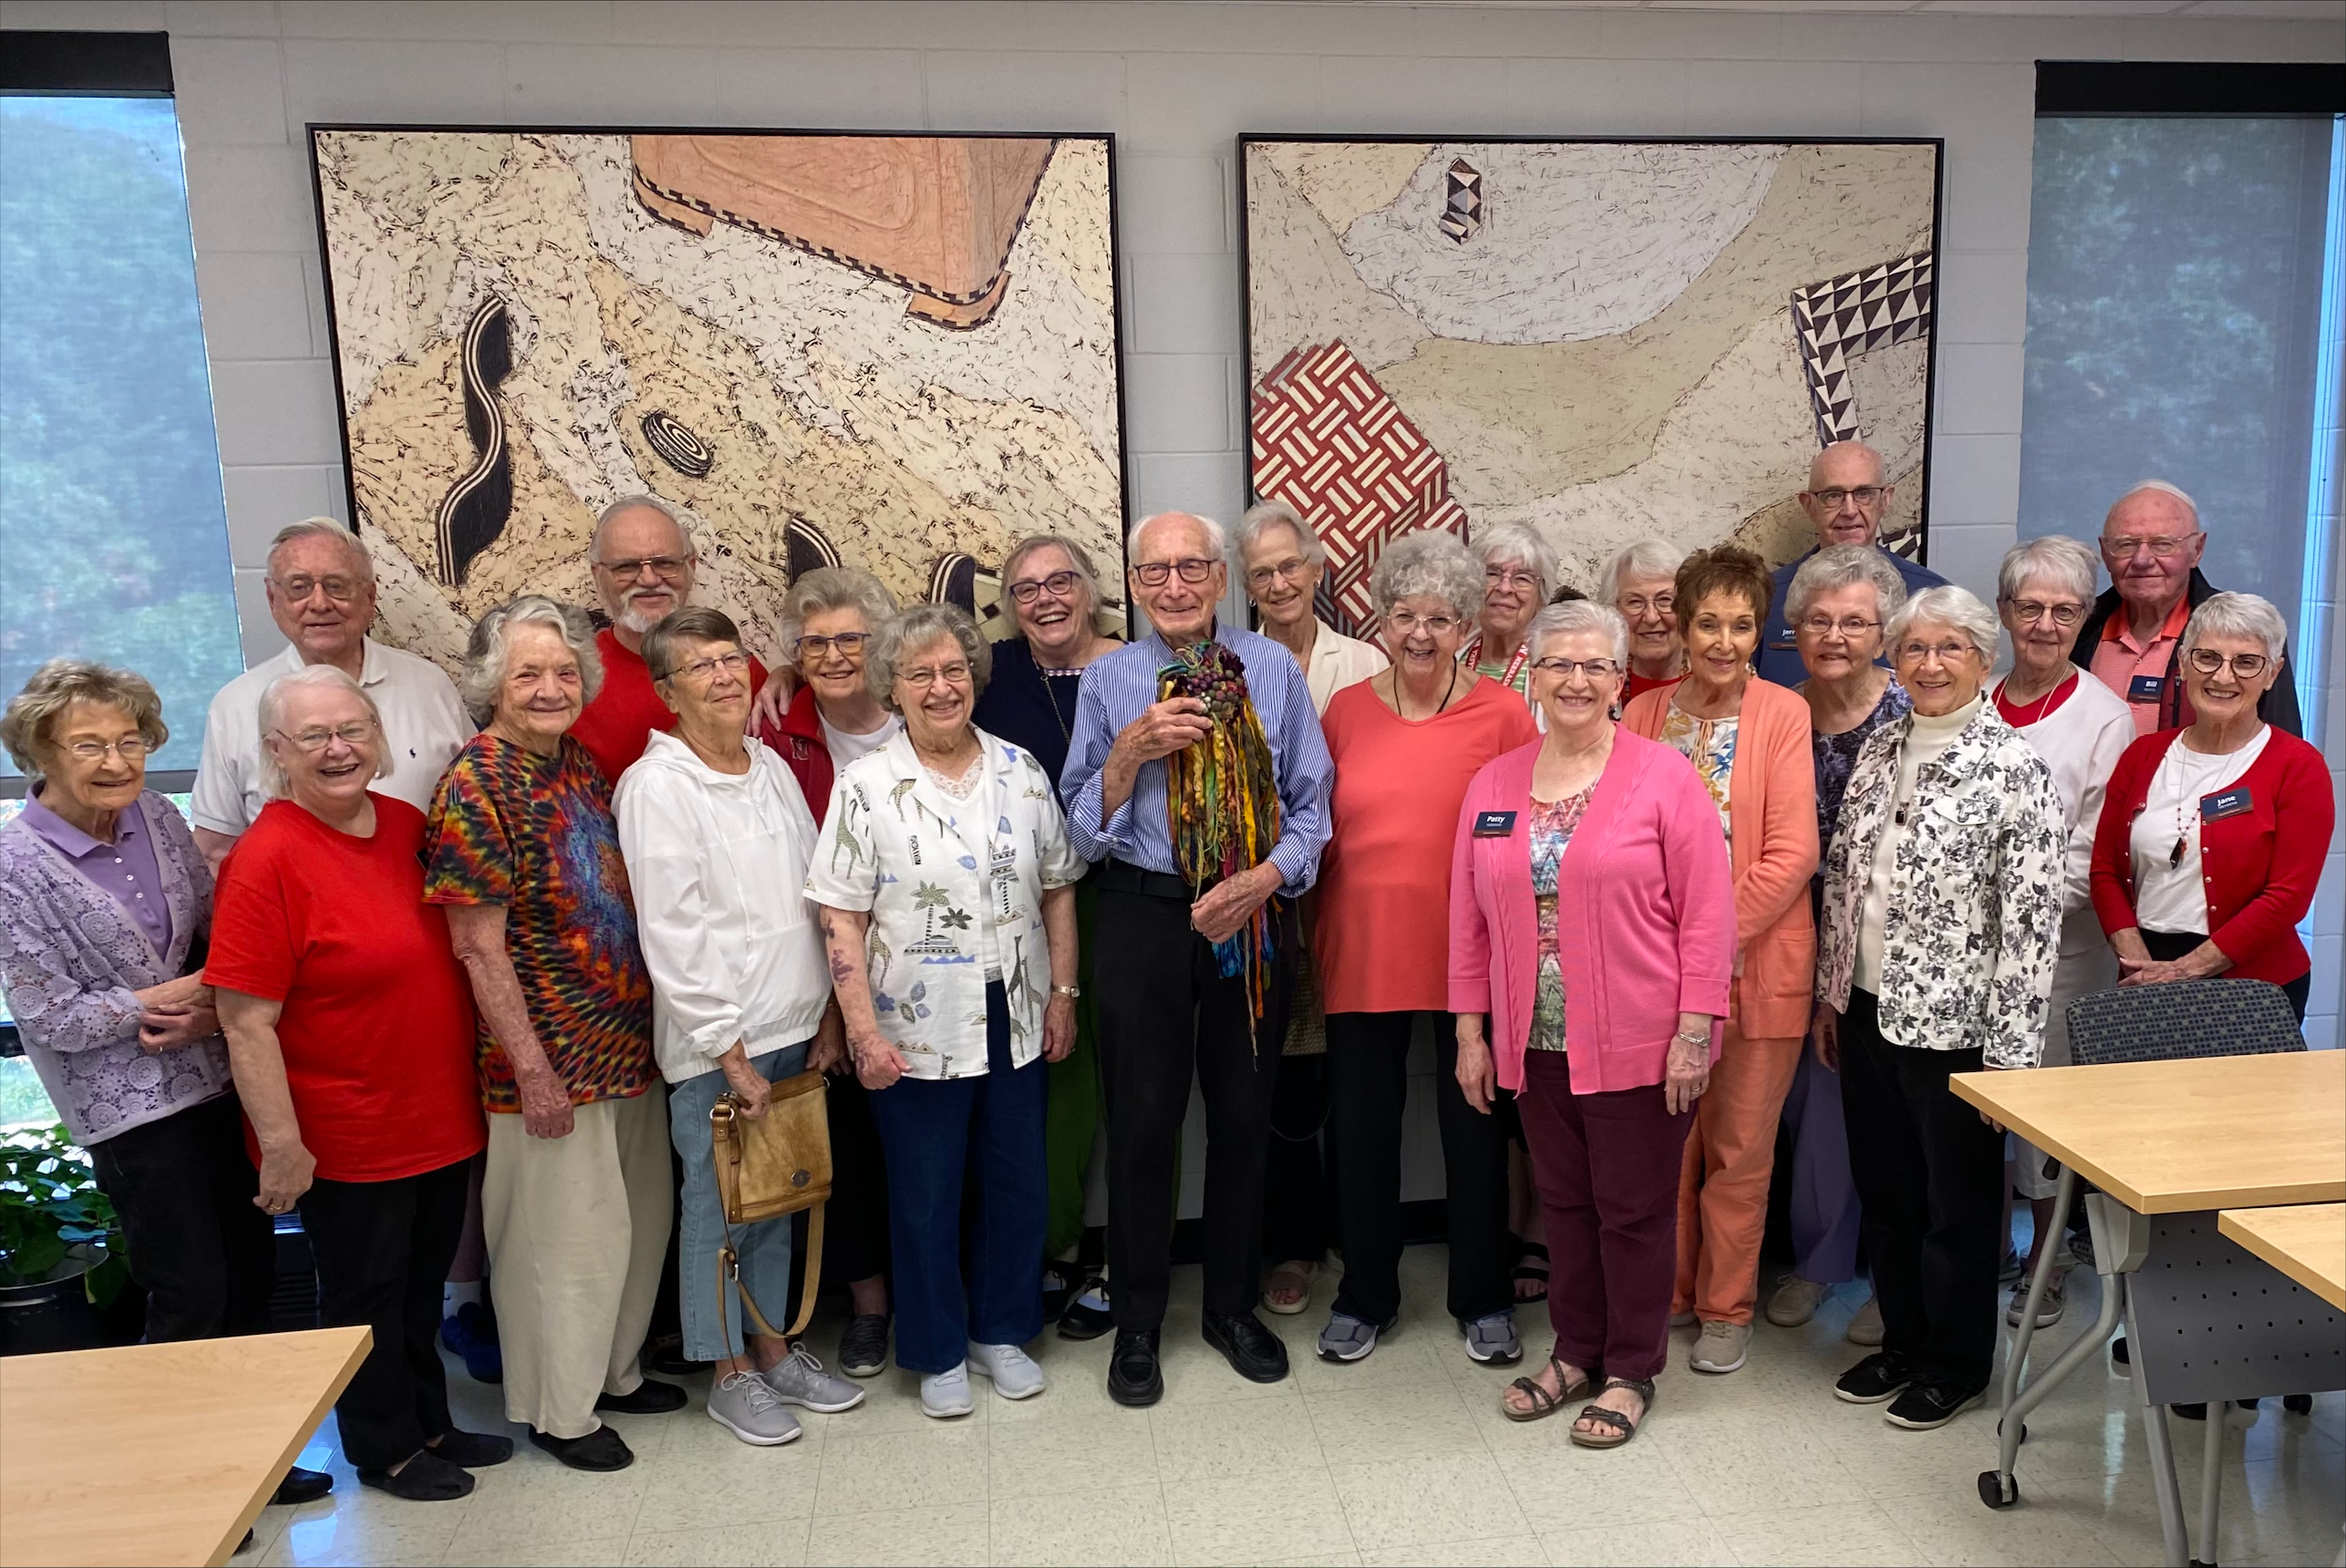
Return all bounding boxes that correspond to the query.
[570,495,770,785]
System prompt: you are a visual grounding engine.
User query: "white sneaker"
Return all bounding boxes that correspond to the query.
[1845,1295,1885,1346]
[966,1340,1047,1400]
[920,1361,975,1418]
[1690,1319,1750,1374]
[1765,1275,1826,1327]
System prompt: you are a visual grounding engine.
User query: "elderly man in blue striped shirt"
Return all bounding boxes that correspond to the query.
[1060,511,1333,1406]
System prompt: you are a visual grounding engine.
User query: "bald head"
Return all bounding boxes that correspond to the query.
[1799,441,1894,551]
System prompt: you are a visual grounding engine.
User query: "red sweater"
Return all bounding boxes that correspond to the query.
[2089,726,2331,984]
[760,685,836,827]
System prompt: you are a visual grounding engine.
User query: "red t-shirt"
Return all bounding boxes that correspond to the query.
[1625,669,1685,705]
[205,798,484,1182]
[571,627,768,787]
[1992,671,2078,729]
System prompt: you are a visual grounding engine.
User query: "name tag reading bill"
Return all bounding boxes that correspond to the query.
[1473,810,1518,838]
[2200,787,2253,822]
[2127,674,2166,703]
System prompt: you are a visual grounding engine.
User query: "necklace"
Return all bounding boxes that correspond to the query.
[1998,671,2069,729]
[1395,660,1457,721]
[1039,668,1077,745]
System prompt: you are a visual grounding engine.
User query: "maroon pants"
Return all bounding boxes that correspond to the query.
[1518,1050,1695,1382]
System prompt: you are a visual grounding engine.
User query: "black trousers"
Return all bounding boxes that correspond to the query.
[1837,989,2003,1393]
[1261,1051,1331,1265]
[1094,877,1293,1330]
[297,1157,470,1469]
[2140,928,2310,1021]
[1326,1013,1515,1326]
[824,1072,894,1285]
[85,1092,275,1343]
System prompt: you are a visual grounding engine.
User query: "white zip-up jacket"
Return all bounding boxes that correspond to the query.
[613,731,830,1085]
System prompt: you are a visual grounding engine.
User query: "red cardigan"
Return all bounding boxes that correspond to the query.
[2089,726,2331,984]
[759,686,836,827]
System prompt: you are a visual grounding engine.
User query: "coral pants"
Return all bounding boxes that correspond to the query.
[1671,1026,1803,1326]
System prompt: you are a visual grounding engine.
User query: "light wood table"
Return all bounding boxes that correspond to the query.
[2219,1204,2346,1310]
[0,1326,370,1568]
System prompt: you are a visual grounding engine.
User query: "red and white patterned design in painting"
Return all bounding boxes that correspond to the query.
[1251,340,1470,635]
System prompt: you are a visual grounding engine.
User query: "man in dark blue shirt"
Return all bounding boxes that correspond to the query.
[1757,441,1946,687]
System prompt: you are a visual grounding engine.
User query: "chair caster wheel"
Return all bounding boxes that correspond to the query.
[1978,1470,2019,1509]
[1997,1417,2027,1444]
[2282,1393,2311,1415]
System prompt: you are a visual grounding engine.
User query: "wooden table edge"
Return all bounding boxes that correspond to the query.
[202,1326,372,1568]
[2217,1208,2346,1312]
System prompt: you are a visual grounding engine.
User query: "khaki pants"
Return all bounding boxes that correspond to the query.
[483,1087,672,1439]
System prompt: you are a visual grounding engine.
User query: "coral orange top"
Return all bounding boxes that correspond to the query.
[1315,675,1538,1015]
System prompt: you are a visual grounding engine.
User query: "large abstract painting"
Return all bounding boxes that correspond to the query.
[312,129,1126,665]
[1243,138,1939,634]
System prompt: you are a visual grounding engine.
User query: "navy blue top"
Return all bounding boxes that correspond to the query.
[1757,546,1948,687]
[972,635,1089,790]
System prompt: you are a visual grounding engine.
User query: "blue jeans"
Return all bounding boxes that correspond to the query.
[669,1041,810,1362]
[865,982,1047,1375]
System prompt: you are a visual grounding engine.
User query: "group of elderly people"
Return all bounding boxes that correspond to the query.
[3,446,2329,1482]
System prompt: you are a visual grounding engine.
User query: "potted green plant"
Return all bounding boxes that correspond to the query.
[0,1123,129,1356]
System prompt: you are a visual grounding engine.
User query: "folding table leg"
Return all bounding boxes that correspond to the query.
[2127,1270,2192,1568]
[2195,1405,2224,1566]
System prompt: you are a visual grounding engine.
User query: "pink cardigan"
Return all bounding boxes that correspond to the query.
[1449,731,1735,1095]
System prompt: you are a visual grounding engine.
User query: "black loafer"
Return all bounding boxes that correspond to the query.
[530,1424,635,1471]
[1202,1308,1289,1384]
[1059,1275,1113,1341]
[357,1449,475,1501]
[1107,1327,1163,1407]
[268,1465,332,1506]
[594,1377,687,1415]
[429,1429,514,1468]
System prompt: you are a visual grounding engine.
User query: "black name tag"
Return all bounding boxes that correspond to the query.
[2201,787,2253,822]
[1473,810,1518,838]
[2127,674,2166,703]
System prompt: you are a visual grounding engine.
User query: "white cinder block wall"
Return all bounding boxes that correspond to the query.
[5,0,2339,1108]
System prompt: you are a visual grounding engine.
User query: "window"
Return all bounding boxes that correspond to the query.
[0,34,243,782]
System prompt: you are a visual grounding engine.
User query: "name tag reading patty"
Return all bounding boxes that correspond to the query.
[2200,787,2253,822]
[2128,674,2167,703]
[1473,810,1518,838]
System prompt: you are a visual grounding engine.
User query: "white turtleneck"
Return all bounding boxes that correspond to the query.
[1855,694,1981,995]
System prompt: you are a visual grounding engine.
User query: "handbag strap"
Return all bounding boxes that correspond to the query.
[718,1202,823,1346]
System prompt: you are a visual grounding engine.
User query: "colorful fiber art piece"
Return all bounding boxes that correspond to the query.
[1157,642,1283,1040]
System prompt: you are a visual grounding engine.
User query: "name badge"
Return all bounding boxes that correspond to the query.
[2127,674,2166,703]
[1473,810,1518,838]
[2200,787,2253,822]
[1767,629,1797,650]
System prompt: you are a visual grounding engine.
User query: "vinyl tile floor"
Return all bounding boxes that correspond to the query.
[238,1250,2344,1567]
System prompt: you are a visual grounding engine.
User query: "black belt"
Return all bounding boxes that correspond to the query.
[1092,857,1194,902]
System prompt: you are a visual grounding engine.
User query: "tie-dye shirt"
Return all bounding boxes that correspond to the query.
[424,733,656,1111]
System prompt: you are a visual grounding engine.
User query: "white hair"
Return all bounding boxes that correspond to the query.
[459,596,605,727]
[778,567,899,656]
[1786,543,1908,626]
[1472,521,1556,595]
[2181,592,2289,665]
[1597,540,1687,607]
[1998,536,2100,605]
[2107,480,2201,532]
[255,665,391,799]
[1127,511,1227,563]
[1369,531,1484,624]
[1885,585,2001,665]
[267,517,374,584]
[1235,500,1327,570]
[1526,599,1630,670]
[590,493,699,562]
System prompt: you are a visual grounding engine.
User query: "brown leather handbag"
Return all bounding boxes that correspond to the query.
[708,1069,832,1341]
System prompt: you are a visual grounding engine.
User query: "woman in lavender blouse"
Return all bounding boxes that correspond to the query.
[0,662,325,1489]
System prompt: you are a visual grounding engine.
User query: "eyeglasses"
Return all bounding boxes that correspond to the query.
[1386,609,1462,637]
[272,574,365,603]
[1245,558,1312,590]
[2184,648,2270,678]
[595,554,694,580]
[1132,558,1215,587]
[794,632,870,659]
[899,661,973,688]
[1530,656,1620,680]
[63,738,150,762]
[676,650,751,683]
[2102,534,2198,560]
[1894,639,1977,665]
[1484,567,1543,591]
[2007,600,2084,627]
[1809,486,1885,510]
[1801,614,1882,639]
[1617,593,1675,619]
[1008,570,1082,604]
[272,721,376,752]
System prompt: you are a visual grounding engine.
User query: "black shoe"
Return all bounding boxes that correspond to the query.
[1041,1260,1081,1322]
[2112,1335,2130,1373]
[1202,1308,1290,1384]
[1834,1351,1917,1405]
[268,1465,332,1506]
[530,1424,635,1471]
[1107,1327,1163,1407]
[643,1330,705,1378]
[838,1312,890,1377]
[428,1429,514,1468]
[1059,1274,1113,1341]
[1885,1380,1985,1430]
[357,1449,475,1501]
[594,1377,687,1415]
[2285,1393,2314,1415]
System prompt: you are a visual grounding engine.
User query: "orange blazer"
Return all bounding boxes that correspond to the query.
[1622,676,1820,1037]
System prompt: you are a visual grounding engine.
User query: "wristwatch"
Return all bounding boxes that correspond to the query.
[1051,985,1082,999]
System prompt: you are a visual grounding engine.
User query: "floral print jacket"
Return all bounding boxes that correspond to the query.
[1817,704,2065,1068]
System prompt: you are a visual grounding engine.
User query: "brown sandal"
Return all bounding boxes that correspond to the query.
[1501,1354,1597,1423]
[1569,1377,1655,1449]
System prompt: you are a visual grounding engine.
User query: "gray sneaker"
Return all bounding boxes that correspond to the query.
[761,1346,866,1413]
[1460,1311,1522,1365]
[1316,1311,1393,1363]
[707,1369,802,1446]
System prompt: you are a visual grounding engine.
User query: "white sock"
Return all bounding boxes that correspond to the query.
[444,1279,483,1315]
